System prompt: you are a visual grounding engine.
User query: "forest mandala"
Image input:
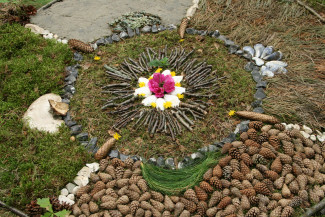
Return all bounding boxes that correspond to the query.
[101,46,224,140]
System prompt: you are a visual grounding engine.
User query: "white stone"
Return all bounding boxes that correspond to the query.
[23,93,64,133]
[86,162,100,172]
[57,39,62,43]
[252,57,264,66]
[54,34,58,39]
[192,0,200,4]
[77,166,91,178]
[316,130,323,136]
[72,186,80,195]
[310,135,317,141]
[281,123,287,126]
[186,5,197,18]
[317,135,325,142]
[60,188,69,196]
[42,30,50,35]
[58,195,75,205]
[25,24,46,34]
[73,175,89,187]
[66,183,76,194]
[61,39,68,44]
[303,125,313,134]
[300,131,310,139]
[90,43,98,50]
[286,124,294,131]
[67,194,75,201]
[293,124,300,130]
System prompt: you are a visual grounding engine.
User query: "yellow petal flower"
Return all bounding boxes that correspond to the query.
[151,102,156,108]
[175,82,181,87]
[155,68,163,73]
[179,39,184,42]
[171,71,176,76]
[138,93,146,97]
[113,133,121,140]
[177,94,184,99]
[94,56,101,61]
[148,76,153,80]
[228,110,236,116]
[163,101,172,109]
[139,82,145,87]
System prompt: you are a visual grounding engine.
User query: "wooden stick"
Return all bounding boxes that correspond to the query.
[0,201,28,217]
[296,0,325,23]
[302,197,325,217]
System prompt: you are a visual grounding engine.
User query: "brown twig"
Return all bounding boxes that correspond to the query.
[296,0,325,23]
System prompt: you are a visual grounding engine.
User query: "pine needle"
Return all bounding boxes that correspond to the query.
[141,152,221,195]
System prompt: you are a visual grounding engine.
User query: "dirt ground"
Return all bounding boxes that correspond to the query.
[191,0,325,130]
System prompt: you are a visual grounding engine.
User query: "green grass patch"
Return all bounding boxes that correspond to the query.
[141,152,220,195]
[0,23,93,209]
[70,30,255,159]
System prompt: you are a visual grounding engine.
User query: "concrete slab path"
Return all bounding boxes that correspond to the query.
[31,0,193,42]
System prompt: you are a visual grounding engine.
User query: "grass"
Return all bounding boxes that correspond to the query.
[0,23,93,210]
[69,30,255,159]
[0,0,53,8]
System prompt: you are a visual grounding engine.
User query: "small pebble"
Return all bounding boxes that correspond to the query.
[86,162,99,172]
[67,194,75,201]
[310,135,316,141]
[303,125,313,134]
[300,131,310,139]
[70,136,76,142]
[60,188,69,196]
[293,124,300,130]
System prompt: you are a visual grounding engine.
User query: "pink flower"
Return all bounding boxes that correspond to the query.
[148,73,175,98]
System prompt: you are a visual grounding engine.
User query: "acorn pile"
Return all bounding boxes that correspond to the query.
[178,122,325,217]
[71,157,186,217]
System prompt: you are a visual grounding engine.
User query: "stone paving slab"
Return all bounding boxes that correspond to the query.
[31,0,193,42]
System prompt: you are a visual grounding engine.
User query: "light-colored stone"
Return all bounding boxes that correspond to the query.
[58,195,75,205]
[310,135,316,141]
[300,131,310,139]
[303,125,313,134]
[61,39,68,44]
[285,124,293,131]
[72,186,80,195]
[318,135,325,143]
[67,194,75,201]
[293,124,300,130]
[86,163,100,172]
[186,5,197,18]
[77,166,91,178]
[25,23,46,34]
[23,93,64,133]
[73,175,89,187]
[66,183,76,194]
[61,188,69,196]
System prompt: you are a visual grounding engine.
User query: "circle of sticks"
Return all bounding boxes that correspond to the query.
[101,46,226,140]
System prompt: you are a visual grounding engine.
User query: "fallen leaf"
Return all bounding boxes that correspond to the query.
[82,62,92,70]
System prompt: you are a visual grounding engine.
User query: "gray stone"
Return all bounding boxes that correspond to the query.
[178,161,185,169]
[65,74,77,84]
[251,100,263,108]
[252,70,262,83]
[236,120,250,133]
[61,98,70,104]
[62,92,73,100]
[66,66,78,78]
[166,24,177,30]
[64,112,71,122]
[120,153,128,162]
[108,150,119,158]
[65,120,77,127]
[228,45,239,54]
[253,107,264,113]
[104,36,113,44]
[127,27,135,37]
[141,26,151,33]
[213,141,224,148]
[244,62,255,72]
[80,142,88,147]
[208,144,218,152]
[73,52,83,61]
[256,80,267,88]
[64,85,76,94]
[111,33,120,42]
[224,39,235,47]
[76,132,88,141]
[88,137,97,146]
[157,156,165,167]
[254,88,266,99]
[243,53,252,60]
[236,50,244,56]
[135,28,140,35]
[211,30,220,38]
[119,31,128,39]
[198,146,208,153]
[66,183,76,194]
[130,156,139,162]
[217,35,227,42]
[158,25,166,31]
[165,158,175,169]
[191,152,204,160]
[185,28,196,34]
[96,38,106,46]
[223,133,236,143]
[151,25,158,33]
[197,30,207,36]
[70,125,82,135]
[148,158,157,165]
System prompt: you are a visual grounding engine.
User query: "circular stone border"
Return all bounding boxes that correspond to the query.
[60,24,282,170]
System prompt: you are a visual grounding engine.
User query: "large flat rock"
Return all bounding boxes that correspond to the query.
[31,0,193,42]
[23,93,64,133]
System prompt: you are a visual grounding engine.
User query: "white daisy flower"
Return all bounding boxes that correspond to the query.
[134,87,152,97]
[156,98,166,111]
[172,76,183,83]
[170,87,186,96]
[162,70,171,76]
[164,94,180,107]
[138,77,149,87]
[142,95,157,106]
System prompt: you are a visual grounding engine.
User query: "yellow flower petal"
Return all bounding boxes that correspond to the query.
[138,93,146,97]
[148,76,153,80]
[171,71,176,77]
[163,101,172,109]
[94,56,101,61]
[228,110,236,116]
[177,94,184,99]
[155,68,163,73]
[139,82,145,87]
[113,133,121,140]
[151,102,156,108]
[175,82,181,87]
[179,39,184,42]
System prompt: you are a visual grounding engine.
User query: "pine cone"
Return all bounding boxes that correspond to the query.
[78,194,91,205]
[90,181,106,196]
[151,191,164,202]
[241,153,253,166]
[249,196,259,205]
[269,136,280,150]
[245,207,260,217]
[281,206,294,217]
[240,161,251,175]
[135,207,145,217]
[206,207,218,217]
[271,157,282,173]
[116,178,129,188]
[180,197,197,213]
[223,166,233,180]
[229,148,241,160]
[281,164,293,177]
[164,195,174,211]
[196,201,207,216]
[288,180,299,194]
[200,181,213,192]
[241,195,251,210]
[140,201,153,210]
[98,172,112,183]
[149,199,164,212]
[282,141,295,156]
[219,156,232,167]
[139,192,151,202]
[288,196,302,208]
[232,170,245,181]
[232,179,244,189]
[133,168,142,176]
[209,176,222,189]
[258,132,269,144]
[109,210,123,217]
[123,169,133,179]
[89,201,99,213]
[130,201,140,215]
[265,170,279,181]
[208,191,222,207]
[217,196,231,209]
[242,180,253,189]
[184,188,198,203]
[90,173,101,183]
[247,129,258,141]
[26,200,44,216]
[259,147,276,159]
[80,203,90,216]
[137,179,148,192]
[49,196,72,212]
[247,146,260,156]
[212,164,223,178]
[170,196,179,203]
[240,188,256,197]
[76,186,91,198]
[129,175,142,185]
[195,186,208,201]
[203,168,213,181]
[221,179,231,188]
[240,132,249,142]
[178,17,189,39]
[230,159,240,171]
[221,143,233,154]
[99,158,109,171]
[251,169,264,180]
[115,166,124,180]
[256,164,268,173]
[236,111,280,124]
[174,202,185,216]
[245,139,260,148]
[116,195,129,205]
[249,121,263,130]
[93,189,106,201]
[252,154,268,165]
[105,165,116,179]
[68,39,94,53]
[126,190,140,201]
[254,182,271,196]
[274,123,285,131]
[262,179,274,192]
